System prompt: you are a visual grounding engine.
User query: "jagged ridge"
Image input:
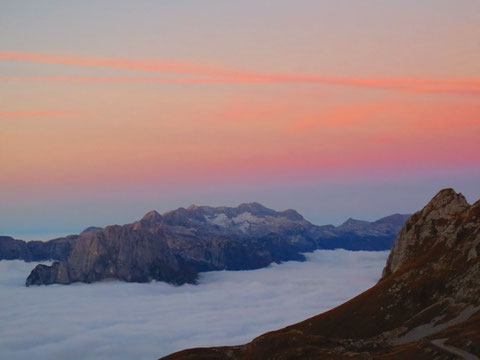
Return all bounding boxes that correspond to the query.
[0,202,409,286]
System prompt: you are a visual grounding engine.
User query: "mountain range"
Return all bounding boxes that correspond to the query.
[0,203,409,286]
[161,189,480,359]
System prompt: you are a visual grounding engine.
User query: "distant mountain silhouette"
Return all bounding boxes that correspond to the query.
[0,203,409,286]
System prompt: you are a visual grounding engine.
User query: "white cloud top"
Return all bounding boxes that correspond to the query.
[0,250,388,360]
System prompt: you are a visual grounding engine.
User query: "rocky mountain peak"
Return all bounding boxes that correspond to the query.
[342,217,366,225]
[237,202,274,215]
[80,226,103,235]
[134,210,164,230]
[338,217,370,230]
[421,188,469,219]
[141,210,163,222]
[383,188,471,277]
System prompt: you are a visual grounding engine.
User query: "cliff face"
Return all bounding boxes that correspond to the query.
[2,202,409,286]
[383,188,471,277]
[26,225,197,286]
[161,189,480,360]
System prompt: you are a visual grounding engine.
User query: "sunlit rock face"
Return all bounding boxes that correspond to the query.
[161,188,480,360]
[383,188,470,276]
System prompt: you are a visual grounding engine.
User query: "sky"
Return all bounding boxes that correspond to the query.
[1,1,479,237]
[0,250,389,359]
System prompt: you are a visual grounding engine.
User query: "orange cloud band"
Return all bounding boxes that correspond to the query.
[1,76,480,96]
[1,51,479,94]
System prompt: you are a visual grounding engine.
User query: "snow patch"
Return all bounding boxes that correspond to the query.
[205,213,231,227]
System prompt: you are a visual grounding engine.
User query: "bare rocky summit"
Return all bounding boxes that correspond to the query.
[383,188,471,276]
[161,189,480,360]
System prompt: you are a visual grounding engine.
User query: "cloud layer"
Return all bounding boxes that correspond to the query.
[0,250,388,360]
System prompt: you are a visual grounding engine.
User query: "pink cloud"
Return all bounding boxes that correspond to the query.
[1,51,479,95]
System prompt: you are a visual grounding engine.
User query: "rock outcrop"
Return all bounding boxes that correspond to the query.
[0,202,409,286]
[383,188,470,277]
[26,224,197,286]
[161,189,480,359]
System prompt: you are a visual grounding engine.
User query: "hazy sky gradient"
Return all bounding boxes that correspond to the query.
[1,1,479,236]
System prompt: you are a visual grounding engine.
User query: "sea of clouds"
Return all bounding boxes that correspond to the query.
[0,250,388,360]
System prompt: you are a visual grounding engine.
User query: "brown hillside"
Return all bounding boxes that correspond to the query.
[161,189,480,360]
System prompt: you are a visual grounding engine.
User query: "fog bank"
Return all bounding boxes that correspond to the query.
[0,250,388,360]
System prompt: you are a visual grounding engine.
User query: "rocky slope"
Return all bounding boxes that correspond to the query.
[161,189,480,360]
[0,202,409,286]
